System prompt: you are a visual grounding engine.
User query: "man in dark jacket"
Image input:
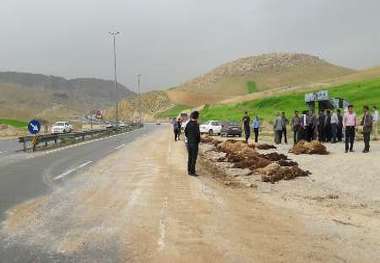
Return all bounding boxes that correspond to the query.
[318,110,326,142]
[242,112,251,143]
[337,109,343,142]
[361,105,373,153]
[184,111,201,176]
[290,111,301,144]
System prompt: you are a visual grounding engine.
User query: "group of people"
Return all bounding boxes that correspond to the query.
[289,105,379,153]
[180,105,379,177]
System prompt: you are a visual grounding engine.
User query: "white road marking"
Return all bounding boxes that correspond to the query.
[54,161,93,181]
[114,144,125,150]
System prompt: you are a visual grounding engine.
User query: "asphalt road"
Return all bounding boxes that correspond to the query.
[0,138,22,155]
[0,124,157,221]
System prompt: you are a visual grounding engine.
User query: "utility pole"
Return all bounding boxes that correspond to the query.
[136,73,142,124]
[109,31,120,125]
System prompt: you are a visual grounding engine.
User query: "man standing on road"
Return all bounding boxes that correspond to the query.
[337,109,343,142]
[372,106,379,140]
[184,111,201,176]
[242,112,251,143]
[318,110,326,142]
[281,112,289,144]
[172,118,180,141]
[343,105,357,153]
[252,115,260,143]
[361,105,373,153]
[330,110,339,143]
[274,112,284,144]
[291,111,301,144]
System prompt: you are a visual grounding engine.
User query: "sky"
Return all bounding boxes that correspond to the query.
[1,0,379,92]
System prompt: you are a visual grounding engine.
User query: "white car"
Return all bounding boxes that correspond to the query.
[199,120,222,135]
[51,121,73,133]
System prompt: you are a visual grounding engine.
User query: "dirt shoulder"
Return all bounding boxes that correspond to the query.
[0,126,376,262]
[200,136,380,262]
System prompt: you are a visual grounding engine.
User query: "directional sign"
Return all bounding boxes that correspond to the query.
[28,120,41,134]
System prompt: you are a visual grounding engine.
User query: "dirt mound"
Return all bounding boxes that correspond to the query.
[256,144,277,150]
[201,138,310,183]
[201,136,221,146]
[260,152,288,161]
[289,140,329,155]
[258,163,311,183]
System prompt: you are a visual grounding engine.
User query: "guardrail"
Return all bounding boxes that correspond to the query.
[19,123,143,152]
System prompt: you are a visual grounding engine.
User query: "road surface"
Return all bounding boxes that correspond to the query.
[0,125,155,220]
[0,125,347,262]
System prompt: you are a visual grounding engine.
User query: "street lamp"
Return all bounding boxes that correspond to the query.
[136,73,142,124]
[109,31,120,124]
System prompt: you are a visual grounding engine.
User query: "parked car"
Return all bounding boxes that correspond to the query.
[51,121,73,133]
[221,122,242,137]
[118,121,126,127]
[199,120,222,135]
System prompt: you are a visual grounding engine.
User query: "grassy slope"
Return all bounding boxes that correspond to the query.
[166,59,353,106]
[201,78,380,122]
[156,105,191,119]
[0,119,28,128]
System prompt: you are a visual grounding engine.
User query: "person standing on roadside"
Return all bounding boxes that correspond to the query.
[372,106,379,140]
[337,109,343,142]
[252,115,260,143]
[184,111,201,176]
[172,118,179,141]
[281,112,289,144]
[324,110,332,142]
[330,110,339,143]
[291,111,301,144]
[176,118,182,140]
[343,105,357,153]
[242,112,251,143]
[318,110,326,142]
[361,105,373,153]
[273,112,284,144]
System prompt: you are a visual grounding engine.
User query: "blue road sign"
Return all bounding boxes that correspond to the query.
[28,120,41,134]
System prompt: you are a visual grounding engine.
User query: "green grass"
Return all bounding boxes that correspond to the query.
[201,77,380,123]
[0,119,28,129]
[246,81,257,94]
[156,104,191,119]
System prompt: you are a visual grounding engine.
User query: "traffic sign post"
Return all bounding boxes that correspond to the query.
[28,120,41,152]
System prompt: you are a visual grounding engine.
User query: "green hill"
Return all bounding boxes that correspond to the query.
[200,77,380,122]
[166,53,354,106]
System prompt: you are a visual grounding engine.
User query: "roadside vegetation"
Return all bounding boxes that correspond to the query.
[156,104,191,119]
[246,81,257,93]
[201,77,380,122]
[0,119,28,129]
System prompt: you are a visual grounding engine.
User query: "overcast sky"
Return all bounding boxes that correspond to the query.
[1,0,379,91]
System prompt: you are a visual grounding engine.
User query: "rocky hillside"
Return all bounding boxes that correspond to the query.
[105,91,172,121]
[0,72,134,121]
[166,53,354,106]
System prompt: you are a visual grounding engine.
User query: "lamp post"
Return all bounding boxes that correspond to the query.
[136,73,142,124]
[109,31,120,124]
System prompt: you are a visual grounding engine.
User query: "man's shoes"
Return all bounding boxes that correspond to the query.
[345,150,348,153]
[362,150,369,153]
[188,173,198,177]
[350,149,354,152]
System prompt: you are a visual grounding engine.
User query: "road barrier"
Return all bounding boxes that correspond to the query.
[19,123,143,152]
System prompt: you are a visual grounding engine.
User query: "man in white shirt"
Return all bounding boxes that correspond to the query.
[372,106,379,140]
[330,110,339,143]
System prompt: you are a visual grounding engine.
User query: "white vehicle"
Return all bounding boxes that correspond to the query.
[199,120,222,135]
[51,121,73,133]
[118,121,126,127]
